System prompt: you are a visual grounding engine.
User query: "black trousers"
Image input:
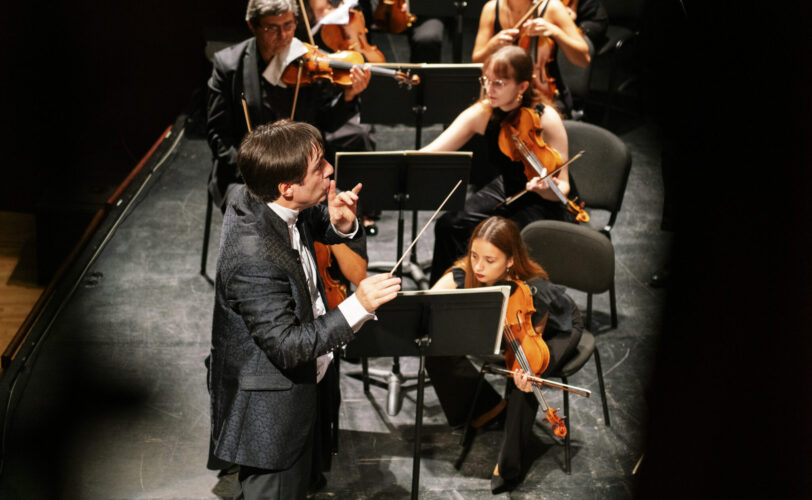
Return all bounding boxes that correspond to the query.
[429,176,570,285]
[426,355,540,482]
[237,430,314,500]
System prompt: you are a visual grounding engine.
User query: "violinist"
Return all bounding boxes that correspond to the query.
[206,0,372,213]
[422,45,578,286]
[472,0,590,117]
[564,0,609,50]
[427,216,582,494]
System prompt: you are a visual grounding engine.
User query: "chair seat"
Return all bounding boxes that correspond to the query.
[554,331,595,378]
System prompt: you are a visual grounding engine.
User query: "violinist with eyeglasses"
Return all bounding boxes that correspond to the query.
[421,45,583,287]
[206,0,371,214]
[472,0,591,118]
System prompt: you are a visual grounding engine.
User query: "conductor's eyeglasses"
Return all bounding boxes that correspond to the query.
[478,76,506,90]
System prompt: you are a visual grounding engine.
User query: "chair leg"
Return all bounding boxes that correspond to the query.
[361,357,370,394]
[200,190,213,279]
[593,347,610,426]
[601,43,622,127]
[586,293,593,331]
[610,281,618,328]
[459,368,489,447]
[562,375,571,475]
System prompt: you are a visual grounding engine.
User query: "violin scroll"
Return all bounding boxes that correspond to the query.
[543,407,567,437]
[393,69,420,88]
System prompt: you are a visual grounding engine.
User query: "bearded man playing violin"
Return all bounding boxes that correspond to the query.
[206,0,371,213]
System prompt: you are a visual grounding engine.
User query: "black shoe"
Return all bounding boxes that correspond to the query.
[364,223,378,236]
[490,472,518,494]
[649,268,670,288]
[307,473,327,496]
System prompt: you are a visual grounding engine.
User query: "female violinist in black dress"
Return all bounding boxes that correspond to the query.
[422,45,576,285]
[428,216,582,493]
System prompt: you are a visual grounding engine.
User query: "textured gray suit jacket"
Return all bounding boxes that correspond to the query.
[208,185,364,470]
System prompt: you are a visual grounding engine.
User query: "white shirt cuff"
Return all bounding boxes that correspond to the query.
[332,218,359,239]
[316,352,333,383]
[337,292,377,333]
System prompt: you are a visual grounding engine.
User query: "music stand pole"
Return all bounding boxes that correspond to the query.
[344,287,510,499]
[411,335,431,499]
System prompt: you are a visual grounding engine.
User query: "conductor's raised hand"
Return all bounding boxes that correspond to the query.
[355,273,401,313]
[327,181,362,233]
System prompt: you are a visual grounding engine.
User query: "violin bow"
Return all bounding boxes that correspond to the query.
[502,149,584,206]
[288,0,320,120]
[241,92,252,132]
[511,0,546,31]
[487,366,591,398]
[296,0,316,46]
[389,179,462,275]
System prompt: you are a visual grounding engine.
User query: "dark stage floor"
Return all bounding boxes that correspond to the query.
[0,105,666,498]
[0,19,669,497]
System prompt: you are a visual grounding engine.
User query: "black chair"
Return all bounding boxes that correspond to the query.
[563,120,631,241]
[557,36,594,121]
[521,219,616,330]
[520,221,615,473]
[588,0,644,125]
[459,302,610,474]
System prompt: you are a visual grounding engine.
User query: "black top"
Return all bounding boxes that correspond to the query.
[492,0,567,104]
[483,114,569,208]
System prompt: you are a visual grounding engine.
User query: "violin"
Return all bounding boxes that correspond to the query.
[516,0,558,104]
[281,42,419,88]
[501,280,567,437]
[497,107,589,223]
[313,242,348,310]
[320,7,386,63]
[373,0,415,34]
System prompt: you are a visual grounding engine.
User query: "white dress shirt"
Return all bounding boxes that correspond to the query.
[268,202,374,382]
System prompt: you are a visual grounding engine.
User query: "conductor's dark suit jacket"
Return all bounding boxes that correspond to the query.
[208,186,364,470]
[206,37,358,210]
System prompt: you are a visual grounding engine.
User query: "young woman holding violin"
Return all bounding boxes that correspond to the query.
[423,45,581,286]
[427,216,583,493]
[472,0,590,117]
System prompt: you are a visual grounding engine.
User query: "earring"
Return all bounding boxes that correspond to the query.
[516,93,523,103]
[506,266,513,277]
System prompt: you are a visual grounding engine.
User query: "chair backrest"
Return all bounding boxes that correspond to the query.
[521,220,614,295]
[601,0,645,28]
[557,35,594,101]
[563,120,631,215]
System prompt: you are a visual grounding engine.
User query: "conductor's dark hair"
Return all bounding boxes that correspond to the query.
[237,120,324,203]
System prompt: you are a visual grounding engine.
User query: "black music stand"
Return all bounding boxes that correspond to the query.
[336,151,471,415]
[361,64,483,289]
[344,286,511,500]
[409,0,488,63]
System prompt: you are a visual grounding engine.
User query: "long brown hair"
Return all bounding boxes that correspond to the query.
[452,216,549,289]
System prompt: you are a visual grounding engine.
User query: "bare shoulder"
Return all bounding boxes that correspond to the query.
[540,105,565,131]
[481,0,497,18]
[464,101,493,134]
